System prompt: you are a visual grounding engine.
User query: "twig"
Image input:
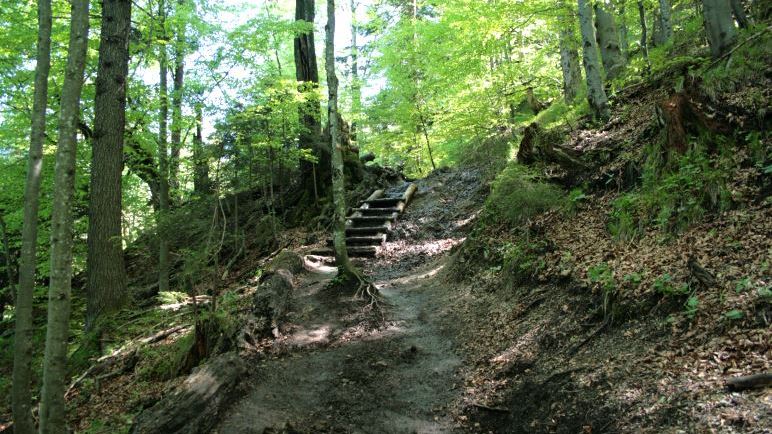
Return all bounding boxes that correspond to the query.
[472,402,510,413]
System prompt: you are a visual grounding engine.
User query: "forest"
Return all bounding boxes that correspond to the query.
[0,0,769,432]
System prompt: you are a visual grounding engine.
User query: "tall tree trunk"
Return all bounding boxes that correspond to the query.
[12,0,51,430]
[294,0,324,195]
[702,0,737,58]
[170,0,186,197]
[350,0,361,143]
[655,0,674,44]
[39,0,90,431]
[86,0,131,332]
[617,0,629,57]
[326,0,356,276]
[158,0,171,294]
[578,0,610,118]
[594,1,626,80]
[637,0,651,70]
[559,25,583,102]
[0,213,13,314]
[193,96,210,195]
[730,0,750,28]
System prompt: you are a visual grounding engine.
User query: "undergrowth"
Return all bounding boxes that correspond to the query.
[483,164,564,226]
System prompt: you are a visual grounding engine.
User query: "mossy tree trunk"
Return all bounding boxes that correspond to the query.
[559,23,583,102]
[702,0,737,58]
[594,0,625,80]
[39,0,90,431]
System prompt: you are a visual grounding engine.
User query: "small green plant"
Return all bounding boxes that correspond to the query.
[587,263,616,320]
[724,309,744,320]
[623,272,643,288]
[500,240,547,285]
[735,277,753,293]
[565,187,588,215]
[653,274,690,296]
[684,295,699,319]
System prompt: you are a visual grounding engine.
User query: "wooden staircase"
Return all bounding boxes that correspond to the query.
[311,183,417,258]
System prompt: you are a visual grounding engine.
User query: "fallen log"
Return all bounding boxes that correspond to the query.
[130,352,248,434]
[726,373,772,391]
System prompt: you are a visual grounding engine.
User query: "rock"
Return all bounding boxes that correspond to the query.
[130,352,248,434]
[265,250,305,275]
[252,269,294,335]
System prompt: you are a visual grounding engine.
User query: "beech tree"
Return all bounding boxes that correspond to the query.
[86,0,132,331]
[654,0,674,45]
[578,0,610,118]
[11,0,51,431]
[39,0,90,431]
[558,19,583,102]
[158,0,171,294]
[702,0,737,58]
[594,0,625,80]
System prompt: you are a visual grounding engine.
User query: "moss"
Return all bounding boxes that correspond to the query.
[484,164,564,226]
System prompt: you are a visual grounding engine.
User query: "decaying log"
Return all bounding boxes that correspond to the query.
[726,373,772,391]
[655,90,729,155]
[130,352,248,434]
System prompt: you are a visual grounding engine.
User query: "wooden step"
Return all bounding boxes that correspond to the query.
[354,207,402,216]
[364,197,404,207]
[346,225,391,235]
[326,234,387,247]
[348,213,399,227]
[307,246,378,258]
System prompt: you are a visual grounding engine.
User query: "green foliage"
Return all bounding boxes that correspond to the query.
[653,274,690,296]
[609,139,733,240]
[565,187,588,215]
[724,309,744,320]
[156,291,189,305]
[499,239,547,286]
[136,332,194,381]
[684,295,699,319]
[484,164,563,226]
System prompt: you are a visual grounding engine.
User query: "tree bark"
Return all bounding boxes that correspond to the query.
[193,96,210,195]
[655,0,674,44]
[617,0,629,57]
[158,0,171,294]
[578,0,610,118]
[0,213,13,312]
[594,1,626,80]
[39,0,90,431]
[350,0,361,143]
[637,0,651,70]
[86,0,131,332]
[559,25,583,102]
[295,0,324,196]
[12,1,52,431]
[170,0,186,197]
[327,0,356,275]
[702,0,737,58]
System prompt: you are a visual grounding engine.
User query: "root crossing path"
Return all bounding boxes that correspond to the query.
[215,254,463,434]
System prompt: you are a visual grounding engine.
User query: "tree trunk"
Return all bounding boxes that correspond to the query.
[578,0,610,118]
[327,0,356,276]
[295,0,325,196]
[655,0,674,44]
[193,96,210,195]
[158,0,171,294]
[39,0,90,431]
[86,0,131,332]
[12,0,51,431]
[350,0,361,143]
[170,0,186,197]
[702,0,737,58]
[617,0,629,57]
[559,25,583,102]
[730,0,750,28]
[594,1,626,80]
[0,213,13,313]
[637,0,651,70]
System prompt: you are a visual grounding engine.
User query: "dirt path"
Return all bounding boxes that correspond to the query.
[215,255,462,434]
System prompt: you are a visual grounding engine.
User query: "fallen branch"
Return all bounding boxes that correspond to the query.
[472,402,509,413]
[139,325,189,345]
[726,373,772,391]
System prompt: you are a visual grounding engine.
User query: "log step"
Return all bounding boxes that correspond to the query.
[348,214,399,227]
[308,246,378,258]
[346,225,391,235]
[364,198,404,207]
[325,234,387,247]
[355,207,403,216]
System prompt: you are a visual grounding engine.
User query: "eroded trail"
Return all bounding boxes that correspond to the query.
[215,257,462,434]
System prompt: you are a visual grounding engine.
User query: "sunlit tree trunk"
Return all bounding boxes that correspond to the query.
[193,95,210,195]
[350,0,361,143]
[327,0,356,276]
[86,0,131,332]
[578,0,610,118]
[594,0,625,80]
[39,0,90,431]
[12,0,51,431]
[702,0,737,58]
[617,0,629,57]
[559,26,583,102]
[158,0,171,294]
